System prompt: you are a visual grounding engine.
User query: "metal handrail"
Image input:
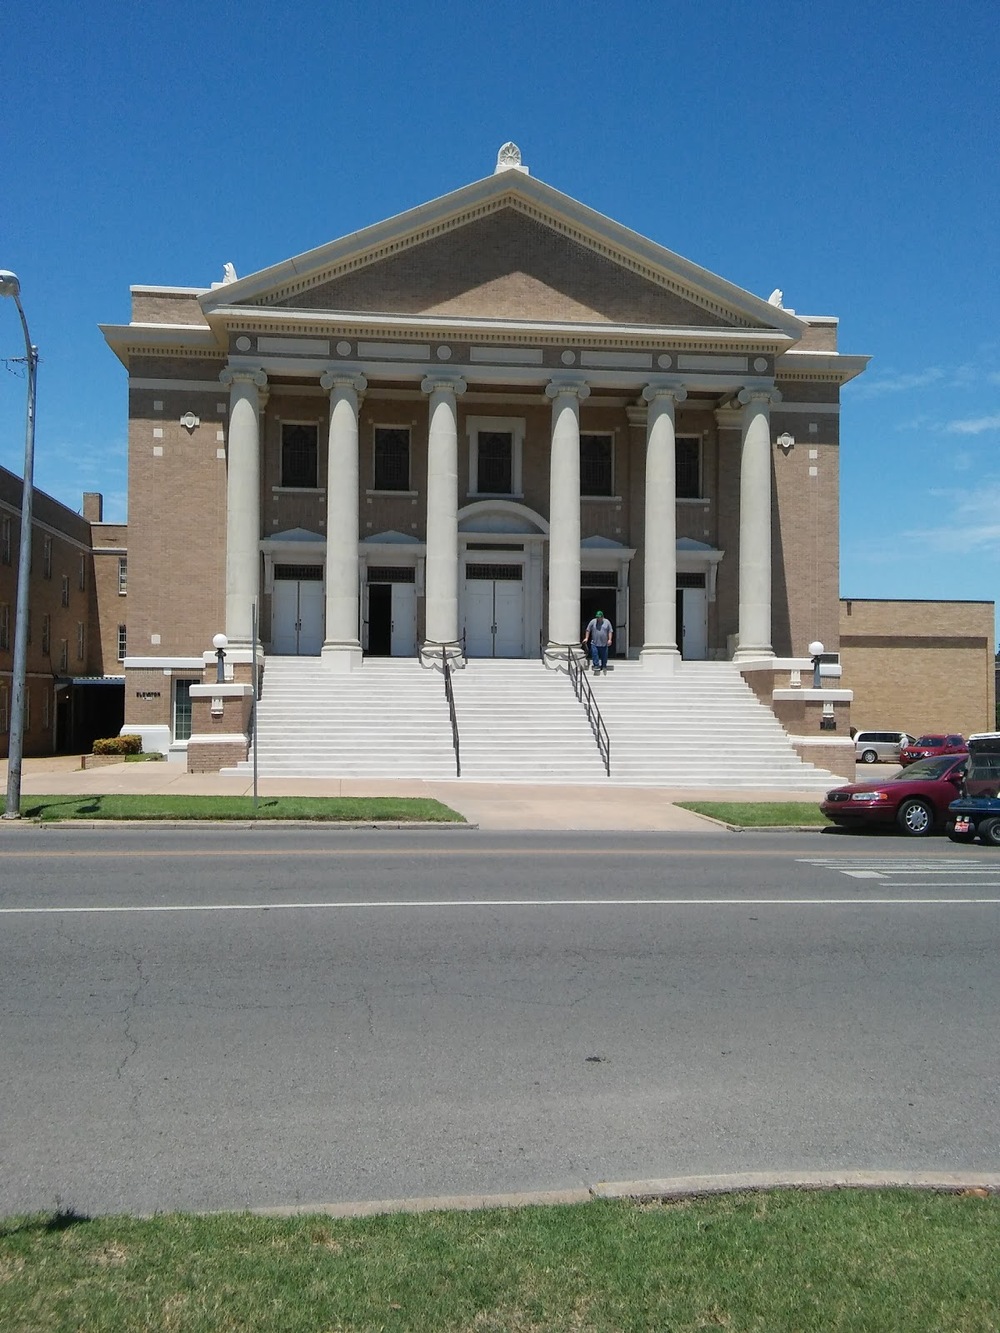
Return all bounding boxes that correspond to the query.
[565,645,611,777]
[441,645,461,777]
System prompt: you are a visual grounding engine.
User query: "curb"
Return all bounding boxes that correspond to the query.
[236,1171,1000,1220]
[0,819,478,831]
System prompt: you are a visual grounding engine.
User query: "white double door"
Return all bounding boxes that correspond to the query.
[272,570,325,655]
[464,563,525,657]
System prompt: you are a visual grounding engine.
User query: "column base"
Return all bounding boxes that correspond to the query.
[321,642,363,672]
[640,646,681,673]
[733,645,775,664]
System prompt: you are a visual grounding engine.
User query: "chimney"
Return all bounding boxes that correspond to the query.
[83,492,104,522]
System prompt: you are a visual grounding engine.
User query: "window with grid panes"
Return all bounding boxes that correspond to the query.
[118,556,128,594]
[78,554,87,591]
[1,515,10,564]
[118,624,127,661]
[0,603,8,650]
[43,536,52,579]
[59,640,68,672]
[373,427,410,491]
[281,423,318,488]
[77,622,85,661]
[477,431,513,494]
[61,574,70,607]
[41,614,50,655]
[676,437,702,498]
[581,434,613,496]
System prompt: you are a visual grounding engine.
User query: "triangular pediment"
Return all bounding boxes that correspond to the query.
[272,207,733,328]
[202,171,804,338]
[362,529,421,545]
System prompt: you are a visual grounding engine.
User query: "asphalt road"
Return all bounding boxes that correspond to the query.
[2,826,999,1216]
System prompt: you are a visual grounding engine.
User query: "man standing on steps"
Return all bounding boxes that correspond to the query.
[583,610,613,675]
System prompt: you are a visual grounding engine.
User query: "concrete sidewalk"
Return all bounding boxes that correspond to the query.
[0,755,829,831]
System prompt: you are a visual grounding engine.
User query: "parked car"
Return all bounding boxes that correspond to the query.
[854,730,914,765]
[899,734,967,767]
[946,733,1000,844]
[821,753,967,836]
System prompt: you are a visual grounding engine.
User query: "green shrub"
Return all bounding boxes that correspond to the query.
[92,734,143,756]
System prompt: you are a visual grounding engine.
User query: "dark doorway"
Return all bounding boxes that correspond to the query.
[676,589,685,658]
[367,584,392,656]
[580,575,620,655]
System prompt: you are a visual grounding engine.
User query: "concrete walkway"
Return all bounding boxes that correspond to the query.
[0,755,833,831]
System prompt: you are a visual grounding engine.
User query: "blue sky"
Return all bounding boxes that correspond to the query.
[2,0,998,607]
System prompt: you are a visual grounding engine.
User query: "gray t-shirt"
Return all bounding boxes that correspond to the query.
[585,617,612,647]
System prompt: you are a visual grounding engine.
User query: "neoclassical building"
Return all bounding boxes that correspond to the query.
[101,144,869,760]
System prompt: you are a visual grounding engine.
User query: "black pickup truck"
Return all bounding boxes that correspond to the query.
[946,733,1000,844]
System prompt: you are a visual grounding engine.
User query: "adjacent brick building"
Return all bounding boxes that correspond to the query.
[0,472,126,757]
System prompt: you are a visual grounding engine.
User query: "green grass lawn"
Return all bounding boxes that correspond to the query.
[679,800,831,827]
[16,795,465,823]
[1,1191,998,1331]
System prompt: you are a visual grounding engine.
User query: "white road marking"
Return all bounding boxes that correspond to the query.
[842,870,886,879]
[1,897,1000,916]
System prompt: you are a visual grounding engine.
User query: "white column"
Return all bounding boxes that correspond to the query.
[220,367,267,646]
[421,375,466,648]
[319,368,367,671]
[640,380,687,673]
[545,378,590,657]
[733,386,781,661]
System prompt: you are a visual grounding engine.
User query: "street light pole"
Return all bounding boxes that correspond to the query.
[1,271,39,820]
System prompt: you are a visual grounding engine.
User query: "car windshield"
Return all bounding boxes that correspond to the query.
[913,735,946,747]
[894,756,961,780]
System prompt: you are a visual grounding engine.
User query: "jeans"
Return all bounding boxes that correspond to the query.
[589,641,610,671]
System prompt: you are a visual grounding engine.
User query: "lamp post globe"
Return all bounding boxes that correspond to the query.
[213,633,228,684]
[1,269,39,819]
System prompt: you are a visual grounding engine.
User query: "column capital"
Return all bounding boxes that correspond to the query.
[421,374,467,397]
[220,367,267,389]
[714,405,743,429]
[737,386,782,408]
[320,368,368,394]
[641,378,687,406]
[545,376,590,402]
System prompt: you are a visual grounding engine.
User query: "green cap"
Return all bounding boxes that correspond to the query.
[596,611,603,618]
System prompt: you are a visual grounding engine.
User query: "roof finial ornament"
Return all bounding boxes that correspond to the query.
[767,288,784,308]
[222,262,238,284]
[495,142,529,175]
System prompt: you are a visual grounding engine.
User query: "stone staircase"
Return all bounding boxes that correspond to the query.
[450,660,608,783]
[225,656,458,779]
[224,655,840,788]
[596,660,838,788]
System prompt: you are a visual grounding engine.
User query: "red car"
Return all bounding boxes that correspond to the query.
[820,754,967,836]
[898,734,967,767]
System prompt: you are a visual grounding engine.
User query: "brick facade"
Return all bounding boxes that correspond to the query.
[840,599,996,739]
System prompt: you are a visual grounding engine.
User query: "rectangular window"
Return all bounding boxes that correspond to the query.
[0,603,8,651]
[61,574,70,607]
[117,623,127,661]
[43,536,52,579]
[0,685,8,733]
[42,690,49,730]
[118,556,128,595]
[173,678,198,742]
[281,423,318,488]
[477,432,513,494]
[78,554,87,592]
[676,437,702,499]
[1,515,10,564]
[77,622,85,661]
[580,434,614,497]
[41,614,51,655]
[59,639,68,672]
[373,427,410,491]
